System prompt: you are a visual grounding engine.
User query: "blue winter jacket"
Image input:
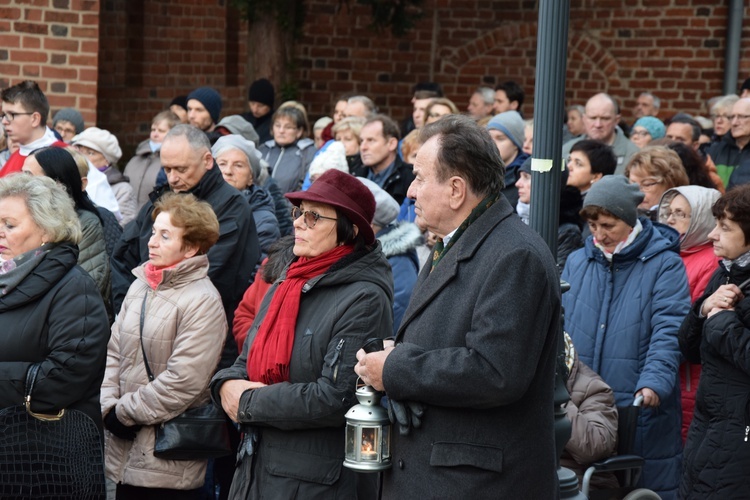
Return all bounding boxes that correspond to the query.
[377,222,421,335]
[561,217,690,500]
[241,184,281,257]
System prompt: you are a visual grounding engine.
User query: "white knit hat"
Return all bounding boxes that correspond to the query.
[309,141,349,180]
[72,127,122,165]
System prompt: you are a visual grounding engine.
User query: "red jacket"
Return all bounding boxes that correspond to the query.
[679,242,720,441]
[232,260,272,351]
[0,140,68,177]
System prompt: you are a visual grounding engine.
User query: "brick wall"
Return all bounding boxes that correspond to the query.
[97,0,248,153]
[0,0,100,126]
[295,0,750,126]
[3,0,749,153]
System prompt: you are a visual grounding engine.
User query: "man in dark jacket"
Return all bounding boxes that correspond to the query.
[241,78,275,144]
[111,124,260,370]
[355,115,561,498]
[353,114,414,205]
[707,97,750,189]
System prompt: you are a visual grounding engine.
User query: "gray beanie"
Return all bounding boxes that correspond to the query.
[583,175,644,227]
[212,134,262,181]
[487,111,525,151]
[216,115,260,146]
[53,108,85,134]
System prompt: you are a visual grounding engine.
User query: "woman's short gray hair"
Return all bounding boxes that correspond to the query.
[0,173,82,245]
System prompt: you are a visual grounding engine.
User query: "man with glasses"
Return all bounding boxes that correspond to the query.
[706,98,750,189]
[562,93,639,175]
[0,80,67,177]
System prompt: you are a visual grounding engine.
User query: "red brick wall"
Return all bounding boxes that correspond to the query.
[295,0,750,125]
[97,0,248,152]
[4,0,749,152]
[0,0,100,126]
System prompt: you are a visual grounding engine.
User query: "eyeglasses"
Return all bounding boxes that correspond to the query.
[0,111,34,122]
[711,114,730,121]
[630,130,651,137]
[427,112,448,119]
[291,206,338,228]
[729,114,750,122]
[631,178,663,191]
[659,210,691,222]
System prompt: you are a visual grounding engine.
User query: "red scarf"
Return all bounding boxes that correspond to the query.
[247,244,354,384]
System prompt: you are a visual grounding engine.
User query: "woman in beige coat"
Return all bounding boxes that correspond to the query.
[101,192,227,499]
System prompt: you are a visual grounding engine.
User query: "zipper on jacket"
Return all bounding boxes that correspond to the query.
[331,339,345,383]
[271,148,285,177]
[685,363,691,392]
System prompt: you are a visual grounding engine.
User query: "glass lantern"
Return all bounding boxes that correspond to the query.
[344,384,391,471]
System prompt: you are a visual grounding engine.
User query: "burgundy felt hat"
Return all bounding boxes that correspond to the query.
[286,170,376,245]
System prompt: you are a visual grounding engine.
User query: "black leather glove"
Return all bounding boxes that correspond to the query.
[104,408,142,441]
[387,398,425,436]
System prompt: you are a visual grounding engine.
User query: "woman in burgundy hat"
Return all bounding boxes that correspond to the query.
[210,169,394,499]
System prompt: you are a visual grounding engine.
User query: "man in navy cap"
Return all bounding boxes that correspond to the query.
[187,86,223,144]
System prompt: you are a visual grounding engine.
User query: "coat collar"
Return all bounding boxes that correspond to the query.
[132,254,210,290]
[395,196,514,338]
[0,242,78,312]
[584,216,680,265]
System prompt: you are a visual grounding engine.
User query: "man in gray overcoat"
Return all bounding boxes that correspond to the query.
[356,115,561,498]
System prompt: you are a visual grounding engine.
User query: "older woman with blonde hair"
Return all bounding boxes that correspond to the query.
[101,192,227,499]
[625,145,690,220]
[425,97,459,125]
[0,173,109,497]
[332,116,366,172]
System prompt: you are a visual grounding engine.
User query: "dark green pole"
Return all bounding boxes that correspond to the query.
[529,2,584,498]
[529,0,569,255]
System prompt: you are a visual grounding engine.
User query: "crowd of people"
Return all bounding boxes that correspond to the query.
[1,73,750,499]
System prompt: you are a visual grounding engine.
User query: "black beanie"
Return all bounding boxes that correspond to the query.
[170,95,188,111]
[248,78,275,107]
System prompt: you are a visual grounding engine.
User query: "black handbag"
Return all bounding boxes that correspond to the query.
[0,363,105,499]
[138,293,232,461]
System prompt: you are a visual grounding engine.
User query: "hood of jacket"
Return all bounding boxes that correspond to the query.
[377,222,422,258]
[104,165,129,185]
[242,184,275,215]
[658,185,721,253]
[283,241,393,302]
[0,242,79,312]
[584,216,681,265]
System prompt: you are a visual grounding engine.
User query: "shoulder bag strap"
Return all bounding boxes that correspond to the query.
[140,292,155,382]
